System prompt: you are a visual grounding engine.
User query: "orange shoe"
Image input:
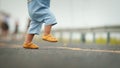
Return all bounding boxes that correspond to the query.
[42,34,58,42]
[23,42,39,49]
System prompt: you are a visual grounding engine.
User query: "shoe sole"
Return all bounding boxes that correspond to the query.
[23,47,39,49]
[42,39,58,42]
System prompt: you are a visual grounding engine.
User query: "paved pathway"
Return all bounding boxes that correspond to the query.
[0,39,120,68]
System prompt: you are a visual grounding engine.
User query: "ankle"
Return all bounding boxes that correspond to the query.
[24,41,31,44]
[43,33,50,36]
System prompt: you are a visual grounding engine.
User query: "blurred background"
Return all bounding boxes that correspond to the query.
[0,0,120,45]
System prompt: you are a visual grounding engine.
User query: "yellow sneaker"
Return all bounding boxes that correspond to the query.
[42,34,58,42]
[23,42,39,49]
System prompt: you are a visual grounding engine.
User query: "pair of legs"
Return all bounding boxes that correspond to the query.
[23,24,57,49]
[1,23,9,40]
[25,25,52,43]
[24,0,57,49]
[1,30,9,39]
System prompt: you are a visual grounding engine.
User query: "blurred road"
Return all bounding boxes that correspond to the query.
[0,39,120,68]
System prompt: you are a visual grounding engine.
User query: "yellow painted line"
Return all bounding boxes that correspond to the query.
[56,47,120,54]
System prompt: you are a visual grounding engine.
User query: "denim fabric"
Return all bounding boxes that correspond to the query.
[27,0,57,35]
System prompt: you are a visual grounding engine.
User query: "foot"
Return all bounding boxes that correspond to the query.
[42,34,58,42]
[23,42,39,49]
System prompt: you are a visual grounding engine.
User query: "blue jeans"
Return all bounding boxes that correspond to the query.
[27,0,57,35]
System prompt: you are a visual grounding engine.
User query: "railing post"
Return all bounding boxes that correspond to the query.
[60,31,63,42]
[69,32,73,43]
[93,32,96,44]
[107,32,110,44]
[81,33,86,43]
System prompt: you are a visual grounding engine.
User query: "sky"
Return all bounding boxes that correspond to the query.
[0,0,120,32]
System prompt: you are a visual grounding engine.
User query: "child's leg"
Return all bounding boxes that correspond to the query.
[23,34,39,49]
[42,25,58,42]
[25,34,34,43]
[44,25,52,36]
[23,20,43,49]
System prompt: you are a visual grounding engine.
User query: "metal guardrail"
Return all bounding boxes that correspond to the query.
[52,25,120,44]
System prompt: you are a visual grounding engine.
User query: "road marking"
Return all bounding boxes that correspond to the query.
[1,43,120,54]
[11,45,22,48]
[56,47,120,54]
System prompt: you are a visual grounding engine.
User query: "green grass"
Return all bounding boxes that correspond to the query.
[96,37,107,45]
[110,37,120,45]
